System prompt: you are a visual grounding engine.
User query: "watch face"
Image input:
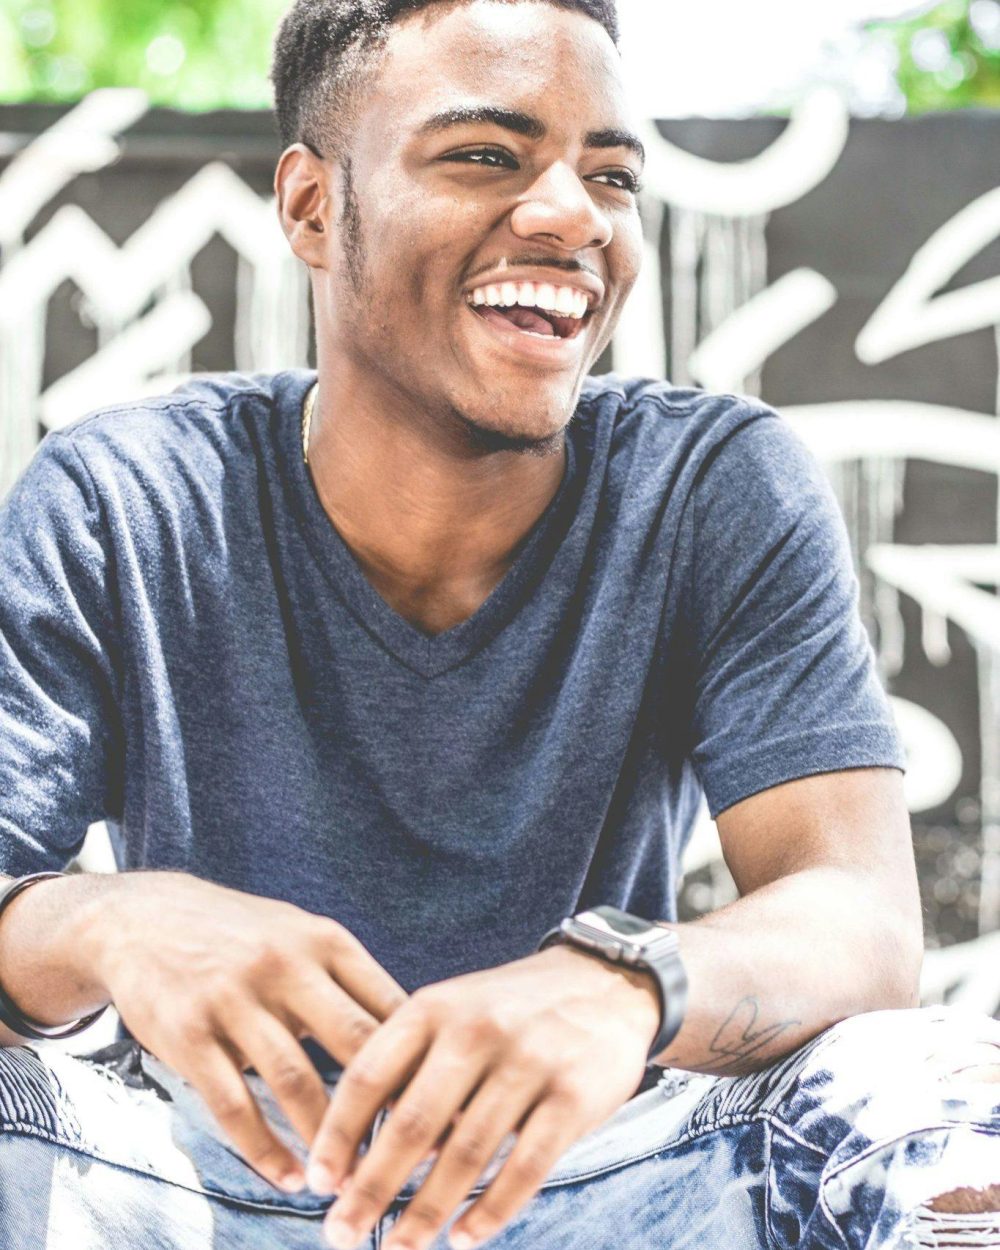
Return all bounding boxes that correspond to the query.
[575,907,664,948]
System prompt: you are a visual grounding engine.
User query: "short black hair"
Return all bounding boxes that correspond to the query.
[271,0,620,158]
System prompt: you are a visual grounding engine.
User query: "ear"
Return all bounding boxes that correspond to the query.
[274,143,334,270]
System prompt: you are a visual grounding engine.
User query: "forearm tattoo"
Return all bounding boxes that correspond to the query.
[664,997,801,1076]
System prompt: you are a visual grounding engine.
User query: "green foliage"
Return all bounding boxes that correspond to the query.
[0,0,289,108]
[866,0,1000,111]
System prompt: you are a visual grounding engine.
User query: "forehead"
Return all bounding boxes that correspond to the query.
[362,1,630,142]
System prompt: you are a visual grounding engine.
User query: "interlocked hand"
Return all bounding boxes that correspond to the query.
[307,943,659,1250]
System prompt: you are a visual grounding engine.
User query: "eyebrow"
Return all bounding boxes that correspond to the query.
[417,106,646,166]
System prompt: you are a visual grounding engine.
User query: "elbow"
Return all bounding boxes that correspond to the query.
[872,911,924,1011]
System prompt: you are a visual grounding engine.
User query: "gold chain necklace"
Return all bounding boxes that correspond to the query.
[302,382,318,465]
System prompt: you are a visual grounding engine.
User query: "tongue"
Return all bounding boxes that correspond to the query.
[484,305,557,337]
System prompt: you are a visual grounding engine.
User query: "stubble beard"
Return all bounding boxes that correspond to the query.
[339,161,572,459]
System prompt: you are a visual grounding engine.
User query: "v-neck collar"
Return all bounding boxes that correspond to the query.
[279,372,581,679]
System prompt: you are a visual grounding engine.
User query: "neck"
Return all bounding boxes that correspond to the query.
[305,357,567,633]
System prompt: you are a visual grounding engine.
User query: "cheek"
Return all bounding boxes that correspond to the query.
[612,215,645,296]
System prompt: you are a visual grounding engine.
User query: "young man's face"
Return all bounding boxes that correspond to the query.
[315,0,644,452]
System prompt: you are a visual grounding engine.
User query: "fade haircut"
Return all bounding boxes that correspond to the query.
[271,0,620,159]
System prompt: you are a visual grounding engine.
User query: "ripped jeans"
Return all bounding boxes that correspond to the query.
[0,1006,998,1250]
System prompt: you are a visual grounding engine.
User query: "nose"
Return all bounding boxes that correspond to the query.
[509,162,613,252]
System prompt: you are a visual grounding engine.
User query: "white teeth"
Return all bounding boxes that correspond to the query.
[554,286,576,315]
[467,280,592,319]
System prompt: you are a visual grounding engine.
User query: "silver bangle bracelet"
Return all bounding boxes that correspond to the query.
[0,871,109,1041]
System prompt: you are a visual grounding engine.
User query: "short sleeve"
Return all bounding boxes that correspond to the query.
[683,411,904,818]
[0,434,123,873]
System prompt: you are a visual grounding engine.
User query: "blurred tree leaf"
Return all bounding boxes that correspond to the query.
[866,0,1000,111]
[0,0,289,108]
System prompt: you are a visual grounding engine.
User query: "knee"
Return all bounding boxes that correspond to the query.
[815,1005,1000,1088]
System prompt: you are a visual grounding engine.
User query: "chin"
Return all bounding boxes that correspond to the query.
[452,403,571,457]
[449,380,580,455]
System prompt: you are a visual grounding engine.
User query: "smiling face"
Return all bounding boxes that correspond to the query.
[302,0,644,454]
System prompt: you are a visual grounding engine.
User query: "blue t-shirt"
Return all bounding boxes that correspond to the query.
[0,371,903,993]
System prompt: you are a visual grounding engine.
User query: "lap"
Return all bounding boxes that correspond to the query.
[2,1006,999,1250]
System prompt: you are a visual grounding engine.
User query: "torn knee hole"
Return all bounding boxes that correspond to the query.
[928,1184,1000,1215]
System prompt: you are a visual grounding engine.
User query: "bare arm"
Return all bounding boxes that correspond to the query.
[650,766,924,1074]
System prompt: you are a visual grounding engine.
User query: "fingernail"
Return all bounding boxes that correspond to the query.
[450,1233,477,1250]
[278,1169,306,1193]
[307,1160,340,1195]
[325,1218,360,1250]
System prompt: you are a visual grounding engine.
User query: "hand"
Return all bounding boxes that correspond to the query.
[308,943,660,1250]
[89,871,408,1193]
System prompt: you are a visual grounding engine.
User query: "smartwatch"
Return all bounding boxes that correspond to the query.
[539,905,688,1063]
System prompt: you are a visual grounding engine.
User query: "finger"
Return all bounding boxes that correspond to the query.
[321,1043,491,1249]
[238,1010,331,1148]
[383,1065,548,1250]
[185,1042,307,1193]
[315,921,409,1022]
[447,1096,581,1250]
[308,1006,431,1197]
[289,967,382,1065]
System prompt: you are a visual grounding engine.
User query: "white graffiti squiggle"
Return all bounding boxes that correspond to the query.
[1,91,999,1019]
[0,91,310,498]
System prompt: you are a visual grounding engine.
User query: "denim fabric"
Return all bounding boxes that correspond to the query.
[0,1006,998,1250]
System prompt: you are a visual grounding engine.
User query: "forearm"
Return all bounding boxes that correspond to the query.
[651,866,923,1075]
[0,872,118,1044]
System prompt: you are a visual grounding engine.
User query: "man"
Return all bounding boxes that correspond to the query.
[0,1,998,1247]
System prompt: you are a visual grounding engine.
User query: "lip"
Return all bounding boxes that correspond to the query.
[462,266,606,313]
[464,302,587,369]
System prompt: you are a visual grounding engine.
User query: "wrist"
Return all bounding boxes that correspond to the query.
[537,941,661,1050]
[0,873,112,1029]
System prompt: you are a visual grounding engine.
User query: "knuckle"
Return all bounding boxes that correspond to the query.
[245,943,289,982]
[407,986,440,1019]
[342,1014,377,1050]
[208,1090,253,1126]
[346,1177,391,1211]
[448,1133,491,1172]
[312,915,349,950]
[509,1039,553,1075]
[508,1146,552,1187]
[389,1102,436,1146]
[342,1058,382,1094]
[451,1013,506,1051]
[405,1200,448,1229]
[270,1062,314,1101]
[314,1119,355,1158]
[172,1003,214,1043]
[548,1076,588,1112]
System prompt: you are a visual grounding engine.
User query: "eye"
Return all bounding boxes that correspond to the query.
[440,146,520,171]
[590,169,643,194]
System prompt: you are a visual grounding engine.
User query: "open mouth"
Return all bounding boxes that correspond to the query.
[465,282,593,342]
[471,304,587,340]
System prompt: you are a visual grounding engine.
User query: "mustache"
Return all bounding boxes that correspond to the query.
[468,255,602,282]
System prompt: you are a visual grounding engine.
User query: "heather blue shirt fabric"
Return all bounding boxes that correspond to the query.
[0,371,903,995]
